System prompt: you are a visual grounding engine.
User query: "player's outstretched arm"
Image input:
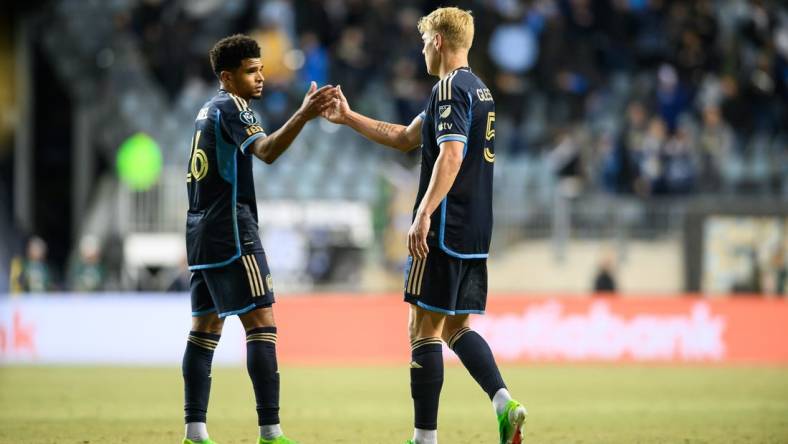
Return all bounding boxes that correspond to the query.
[322,85,422,152]
[248,81,336,164]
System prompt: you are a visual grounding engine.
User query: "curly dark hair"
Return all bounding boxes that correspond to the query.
[209,34,261,77]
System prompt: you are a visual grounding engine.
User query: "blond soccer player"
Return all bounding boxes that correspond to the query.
[323,7,527,444]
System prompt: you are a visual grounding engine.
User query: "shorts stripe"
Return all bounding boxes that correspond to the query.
[406,259,419,294]
[241,255,260,297]
[249,255,265,296]
[242,255,260,296]
[248,255,264,297]
[413,257,427,296]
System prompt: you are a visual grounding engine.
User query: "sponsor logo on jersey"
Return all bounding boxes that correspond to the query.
[196,107,209,120]
[438,122,453,131]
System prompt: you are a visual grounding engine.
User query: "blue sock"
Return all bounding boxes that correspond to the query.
[410,338,444,430]
[246,326,280,426]
[448,328,506,399]
[182,331,220,423]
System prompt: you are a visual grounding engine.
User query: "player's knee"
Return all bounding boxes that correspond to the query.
[440,327,453,344]
[409,306,445,342]
[441,316,470,343]
[408,318,419,343]
[441,325,464,344]
[191,313,224,334]
[240,306,275,330]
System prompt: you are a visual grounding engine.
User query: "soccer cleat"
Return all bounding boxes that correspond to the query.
[182,439,219,444]
[259,436,298,444]
[405,441,416,444]
[498,400,527,444]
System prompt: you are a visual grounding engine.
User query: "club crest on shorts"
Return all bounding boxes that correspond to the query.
[439,105,452,118]
[266,274,273,292]
[240,110,257,125]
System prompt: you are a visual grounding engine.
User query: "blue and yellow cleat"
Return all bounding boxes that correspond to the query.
[182,439,219,444]
[498,400,527,444]
[259,436,298,444]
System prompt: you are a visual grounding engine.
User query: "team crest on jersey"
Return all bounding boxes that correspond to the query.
[240,110,257,125]
[439,105,452,118]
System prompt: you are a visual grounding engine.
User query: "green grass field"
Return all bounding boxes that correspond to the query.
[1,365,787,443]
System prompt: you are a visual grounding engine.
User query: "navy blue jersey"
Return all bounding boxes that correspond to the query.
[186,89,267,270]
[417,67,496,258]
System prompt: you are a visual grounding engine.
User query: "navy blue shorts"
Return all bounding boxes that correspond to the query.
[190,251,275,318]
[403,249,487,315]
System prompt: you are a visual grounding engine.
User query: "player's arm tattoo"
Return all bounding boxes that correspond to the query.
[375,121,396,137]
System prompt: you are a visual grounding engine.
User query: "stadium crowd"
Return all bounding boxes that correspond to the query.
[126,0,787,196]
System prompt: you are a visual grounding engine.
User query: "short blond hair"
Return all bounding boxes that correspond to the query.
[417,7,474,50]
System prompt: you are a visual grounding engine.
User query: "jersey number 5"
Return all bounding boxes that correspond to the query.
[485,112,495,141]
[187,130,208,183]
[484,112,496,163]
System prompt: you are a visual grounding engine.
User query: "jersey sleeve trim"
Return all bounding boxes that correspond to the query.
[418,111,426,120]
[240,131,267,154]
[436,134,468,145]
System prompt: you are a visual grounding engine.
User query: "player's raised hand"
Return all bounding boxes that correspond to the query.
[407,211,430,260]
[321,85,351,124]
[299,81,337,120]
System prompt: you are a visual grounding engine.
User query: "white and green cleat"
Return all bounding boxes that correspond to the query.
[182,439,219,444]
[498,399,527,444]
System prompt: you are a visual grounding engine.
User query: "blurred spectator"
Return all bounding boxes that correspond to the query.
[601,101,649,194]
[250,11,296,86]
[548,126,585,194]
[770,248,786,296]
[390,56,426,123]
[68,235,105,292]
[697,105,734,191]
[719,75,752,146]
[655,64,691,133]
[633,117,668,196]
[732,248,763,295]
[592,251,617,294]
[298,32,329,89]
[18,236,53,293]
[662,122,698,194]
